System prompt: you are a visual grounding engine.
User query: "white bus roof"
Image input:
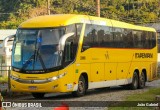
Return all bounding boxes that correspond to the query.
[0,29,16,40]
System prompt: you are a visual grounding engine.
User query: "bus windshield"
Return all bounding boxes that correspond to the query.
[12,28,65,72]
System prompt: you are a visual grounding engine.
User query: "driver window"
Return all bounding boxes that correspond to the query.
[64,37,74,63]
[63,23,82,65]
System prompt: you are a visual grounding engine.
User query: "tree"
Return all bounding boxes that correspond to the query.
[0,0,160,29]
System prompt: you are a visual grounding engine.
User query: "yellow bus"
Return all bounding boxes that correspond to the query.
[11,14,157,98]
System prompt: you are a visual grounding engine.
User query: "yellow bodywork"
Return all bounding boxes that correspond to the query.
[11,14,157,93]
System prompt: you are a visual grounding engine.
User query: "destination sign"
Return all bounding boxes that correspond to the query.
[135,53,153,58]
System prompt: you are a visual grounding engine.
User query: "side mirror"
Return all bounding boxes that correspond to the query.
[59,33,74,51]
[3,34,15,47]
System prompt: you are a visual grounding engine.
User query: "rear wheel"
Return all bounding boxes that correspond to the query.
[129,72,138,90]
[32,93,45,99]
[138,72,145,89]
[72,75,86,97]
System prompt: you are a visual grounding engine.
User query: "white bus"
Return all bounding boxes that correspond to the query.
[0,35,15,76]
[158,36,160,66]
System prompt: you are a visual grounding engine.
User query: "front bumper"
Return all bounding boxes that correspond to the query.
[11,79,62,93]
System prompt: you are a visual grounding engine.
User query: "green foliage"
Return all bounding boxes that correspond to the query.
[0,76,8,83]
[108,87,160,110]
[0,0,160,29]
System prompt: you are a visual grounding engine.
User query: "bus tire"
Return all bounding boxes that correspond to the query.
[32,93,45,99]
[138,72,145,89]
[129,72,138,90]
[72,75,86,97]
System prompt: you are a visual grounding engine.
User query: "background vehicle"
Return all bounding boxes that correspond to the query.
[157,38,160,66]
[11,14,157,98]
[0,34,15,77]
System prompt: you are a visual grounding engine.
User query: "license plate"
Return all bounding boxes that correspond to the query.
[28,86,37,90]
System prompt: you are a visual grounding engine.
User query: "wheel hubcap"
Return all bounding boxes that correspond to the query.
[134,77,137,87]
[78,81,84,93]
[141,74,145,86]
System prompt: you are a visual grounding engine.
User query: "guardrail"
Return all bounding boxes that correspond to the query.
[0,65,11,77]
[0,65,11,92]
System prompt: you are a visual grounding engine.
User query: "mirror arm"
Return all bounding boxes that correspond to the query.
[59,32,74,51]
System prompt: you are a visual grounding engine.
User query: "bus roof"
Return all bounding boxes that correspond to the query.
[19,14,90,28]
[19,14,156,32]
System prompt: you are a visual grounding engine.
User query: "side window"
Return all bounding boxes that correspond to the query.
[142,31,149,48]
[64,37,74,63]
[113,28,123,48]
[103,27,113,47]
[72,24,82,58]
[76,24,83,38]
[125,29,134,48]
[158,38,160,53]
[82,25,157,49]
[98,26,105,47]
[133,31,140,48]
[132,30,156,49]
[158,32,160,46]
[82,24,114,51]
[91,28,98,47]
[141,31,146,48]
[66,24,76,33]
[151,32,156,48]
[141,31,156,49]
[64,24,82,64]
[82,24,92,51]
[122,29,128,48]
[133,31,139,48]
[148,32,153,48]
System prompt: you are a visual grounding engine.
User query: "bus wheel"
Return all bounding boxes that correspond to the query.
[72,75,86,97]
[129,72,138,90]
[32,93,45,99]
[138,72,145,89]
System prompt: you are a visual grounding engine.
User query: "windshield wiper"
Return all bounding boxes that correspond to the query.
[21,37,46,72]
[21,55,34,70]
[33,47,46,71]
[21,50,46,72]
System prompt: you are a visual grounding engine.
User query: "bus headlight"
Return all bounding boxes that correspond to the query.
[48,72,67,81]
[10,75,19,81]
[10,72,67,84]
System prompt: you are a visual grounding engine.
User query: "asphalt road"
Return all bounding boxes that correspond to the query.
[6,78,160,100]
[3,78,160,110]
